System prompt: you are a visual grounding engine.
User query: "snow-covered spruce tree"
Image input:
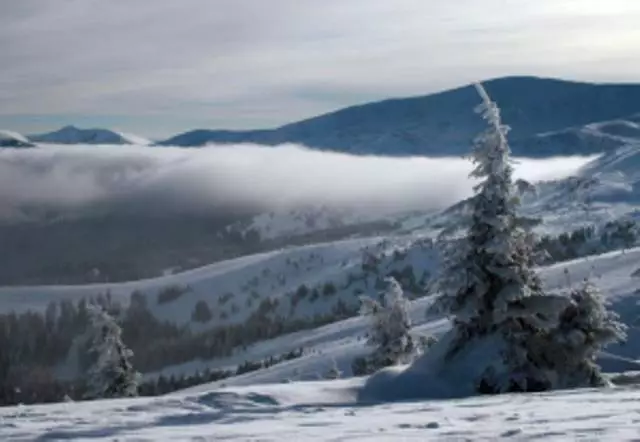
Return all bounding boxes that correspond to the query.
[531,281,627,389]
[83,304,139,400]
[431,83,571,394]
[356,277,415,374]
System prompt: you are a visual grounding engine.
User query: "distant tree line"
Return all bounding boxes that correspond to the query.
[535,218,637,265]
[0,284,350,406]
[0,338,303,406]
[0,211,396,286]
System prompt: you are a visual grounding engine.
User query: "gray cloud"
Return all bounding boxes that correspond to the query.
[0,144,593,220]
[1,0,639,136]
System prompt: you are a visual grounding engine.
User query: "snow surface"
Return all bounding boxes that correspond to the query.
[3,379,640,440]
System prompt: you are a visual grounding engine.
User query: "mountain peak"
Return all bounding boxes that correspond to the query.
[29,126,149,145]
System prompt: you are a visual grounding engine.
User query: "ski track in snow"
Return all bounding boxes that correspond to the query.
[2,381,640,441]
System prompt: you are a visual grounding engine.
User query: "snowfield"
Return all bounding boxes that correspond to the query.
[3,380,640,441]
[3,247,640,441]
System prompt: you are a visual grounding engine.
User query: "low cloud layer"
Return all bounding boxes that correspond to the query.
[0,144,594,220]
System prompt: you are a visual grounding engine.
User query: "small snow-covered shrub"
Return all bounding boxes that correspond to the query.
[357,277,416,374]
[531,281,627,389]
[83,305,139,400]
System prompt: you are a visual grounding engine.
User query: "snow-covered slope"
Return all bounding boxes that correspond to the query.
[0,235,438,326]
[4,135,640,389]
[158,77,640,157]
[0,129,34,147]
[3,248,640,441]
[29,125,149,145]
[3,371,640,440]
[144,246,640,386]
[226,206,400,242]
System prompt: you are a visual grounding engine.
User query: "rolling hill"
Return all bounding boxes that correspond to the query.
[158,77,640,157]
[3,247,640,441]
[29,125,150,145]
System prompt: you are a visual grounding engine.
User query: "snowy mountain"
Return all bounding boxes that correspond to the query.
[4,248,640,440]
[3,140,640,420]
[29,125,150,145]
[5,89,640,420]
[0,129,34,147]
[158,77,640,157]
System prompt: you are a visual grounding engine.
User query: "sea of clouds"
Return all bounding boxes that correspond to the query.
[0,143,595,220]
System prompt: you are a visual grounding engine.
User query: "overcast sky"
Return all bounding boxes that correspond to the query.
[1,0,639,138]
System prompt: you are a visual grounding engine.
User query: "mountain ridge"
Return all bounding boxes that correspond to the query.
[29,125,150,145]
[158,76,640,157]
[14,77,640,156]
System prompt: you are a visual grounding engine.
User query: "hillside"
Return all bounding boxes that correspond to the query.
[3,248,640,440]
[159,77,640,157]
[29,125,150,145]
[2,141,640,409]
[141,245,640,385]
[0,234,437,322]
[0,129,34,147]
[2,126,640,405]
[1,217,640,385]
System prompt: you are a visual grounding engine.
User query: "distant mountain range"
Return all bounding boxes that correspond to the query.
[28,125,150,145]
[6,76,640,156]
[157,76,640,157]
